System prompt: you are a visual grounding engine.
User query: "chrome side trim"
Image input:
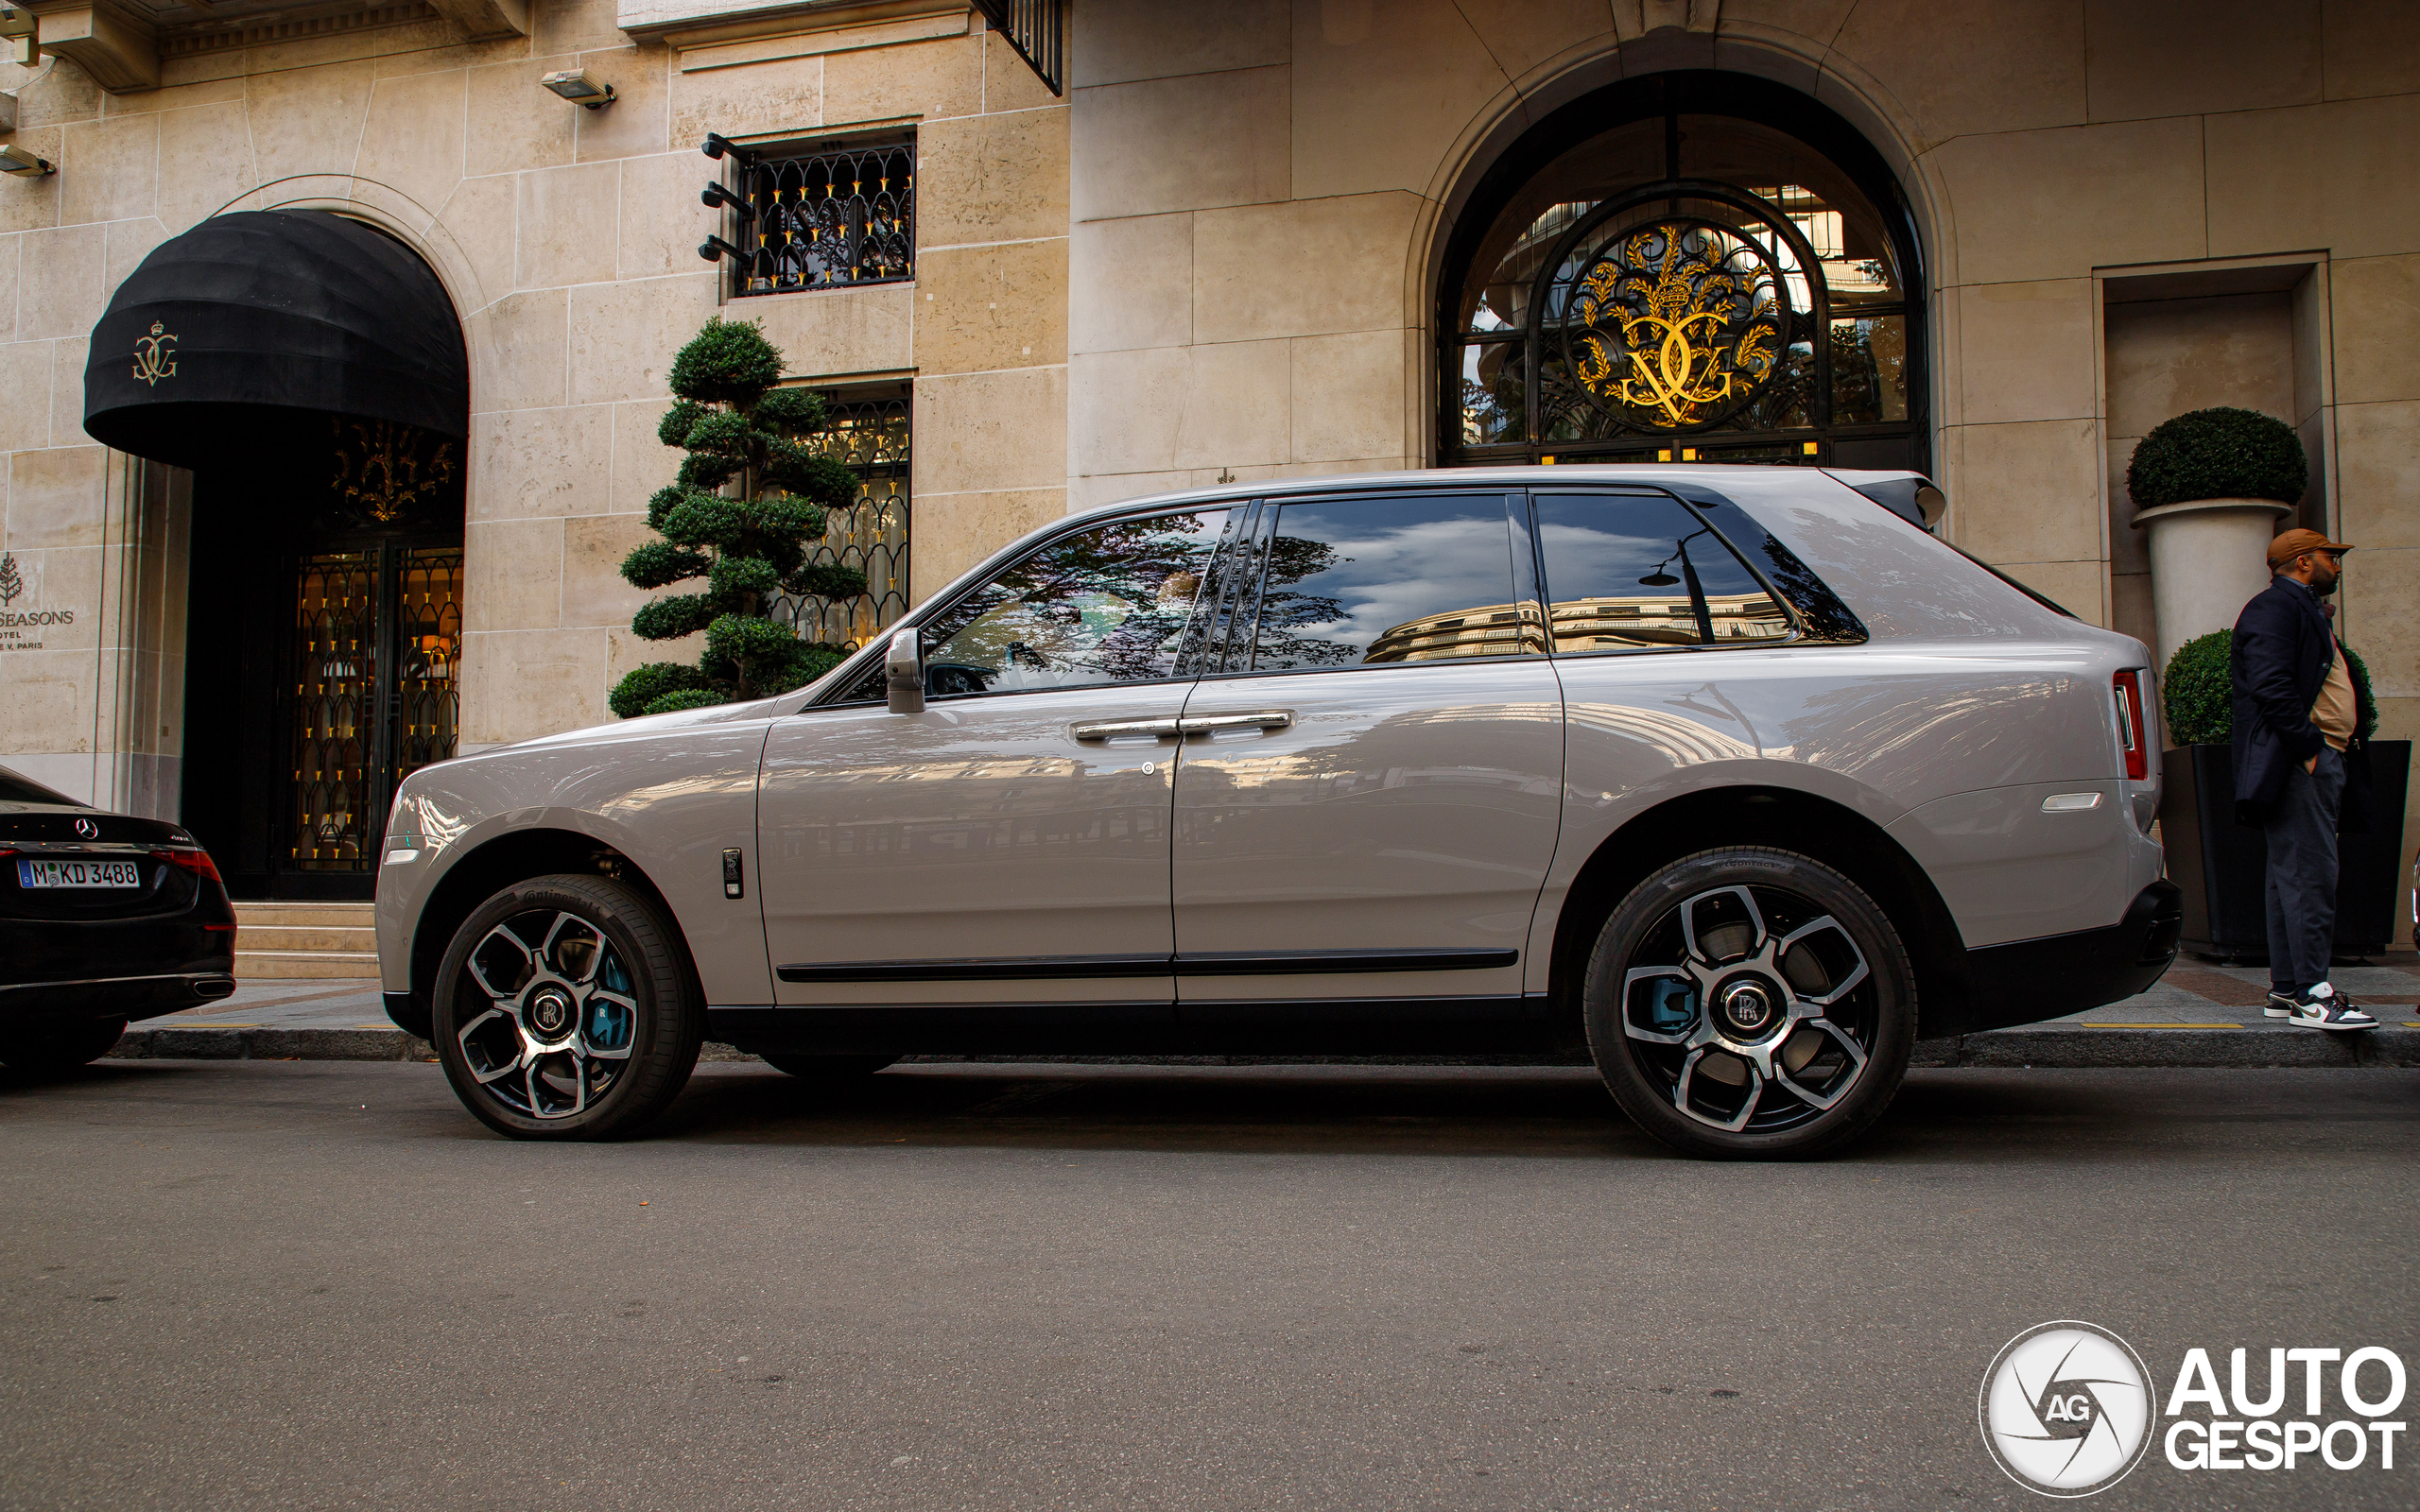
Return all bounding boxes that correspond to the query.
[0,971,236,994]
[774,948,1518,984]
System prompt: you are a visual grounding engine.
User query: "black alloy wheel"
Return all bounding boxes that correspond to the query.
[0,1016,128,1073]
[432,874,702,1141]
[1584,847,1914,1159]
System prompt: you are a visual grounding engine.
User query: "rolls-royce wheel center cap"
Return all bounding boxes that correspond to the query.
[1719,980,1777,1035]
[528,988,574,1037]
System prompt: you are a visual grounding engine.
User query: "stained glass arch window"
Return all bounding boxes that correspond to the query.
[1439,72,1926,473]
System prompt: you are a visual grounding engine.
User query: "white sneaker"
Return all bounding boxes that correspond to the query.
[2287,982,2377,1032]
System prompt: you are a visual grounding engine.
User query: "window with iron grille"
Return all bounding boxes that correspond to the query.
[720,137,915,298]
[772,387,909,651]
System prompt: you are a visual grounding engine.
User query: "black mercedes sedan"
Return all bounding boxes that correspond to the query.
[0,765,237,1070]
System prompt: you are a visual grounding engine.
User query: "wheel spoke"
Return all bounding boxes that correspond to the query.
[1680,885,1767,967]
[457,1007,528,1086]
[1776,915,1869,1010]
[1773,1020,1870,1110]
[466,928,535,1000]
[1673,1046,1762,1133]
[582,988,637,1060]
[543,913,608,987]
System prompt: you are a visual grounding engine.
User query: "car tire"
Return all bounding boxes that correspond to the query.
[431,873,702,1141]
[759,1053,901,1079]
[1583,847,1914,1160]
[0,1016,128,1072]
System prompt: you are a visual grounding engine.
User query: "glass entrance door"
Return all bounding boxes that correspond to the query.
[287,542,460,875]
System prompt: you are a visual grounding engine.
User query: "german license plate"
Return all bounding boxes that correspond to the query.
[16,857,141,889]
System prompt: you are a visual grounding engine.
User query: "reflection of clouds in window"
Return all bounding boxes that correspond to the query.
[1256,504,1514,668]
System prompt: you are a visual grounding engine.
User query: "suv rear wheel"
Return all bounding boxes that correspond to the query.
[1583,847,1914,1159]
[432,874,701,1141]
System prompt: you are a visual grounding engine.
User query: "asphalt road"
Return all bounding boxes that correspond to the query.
[2,1059,2414,1512]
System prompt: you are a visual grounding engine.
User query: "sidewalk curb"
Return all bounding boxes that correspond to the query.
[103,1024,2420,1069]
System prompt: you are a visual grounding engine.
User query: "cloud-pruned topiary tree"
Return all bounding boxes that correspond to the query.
[609,318,869,718]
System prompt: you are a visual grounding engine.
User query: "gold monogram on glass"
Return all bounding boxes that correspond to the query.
[1562,220,1789,431]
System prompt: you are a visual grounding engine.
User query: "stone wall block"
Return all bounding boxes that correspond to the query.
[433,172,518,314]
[0,651,87,756]
[245,60,376,188]
[467,56,579,180]
[153,104,255,234]
[460,626,608,743]
[5,445,106,550]
[469,287,569,410]
[60,113,158,227]
[913,238,1067,374]
[1991,558,2108,627]
[17,222,104,342]
[471,404,613,521]
[1951,419,2103,566]
[609,396,678,514]
[2103,436,2151,576]
[465,515,566,630]
[100,216,167,299]
[46,336,86,452]
[1287,0,1510,200]
[670,56,821,150]
[912,365,1066,495]
[517,159,621,289]
[2330,254,2420,405]
[533,0,625,59]
[2333,400,2420,551]
[2205,95,2420,263]
[2102,291,2296,444]
[822,33,980,126]
[1929,119,2204,286]
[2083,0,2321,121]
[1070,68,1281,221]
[0,338,51,453]
[562,510,658,626]
[919,105,1068,247]
[1069,0,1288,89]
[2322,0,2420,101]
[2343,547,2417,694]
[3,544,100,648]
[978,30,1061,114]
[1069,214,1188,354]
[574,44,672,162]
[0,235,19,346]
[745,283,913,379]
[356,67,468,216]
[1957,279,2098,424]
[908,486,1063,601]
[1450,0,1614,82]
[1069,339,1288,475]
[617,149,713,282]
[565,273,716,405]
[1192,192,1419,344]
[1826,0,2085,147]
[1289,328,1406,464]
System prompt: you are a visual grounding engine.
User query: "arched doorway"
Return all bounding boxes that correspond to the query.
[84,211,469,899]
[1437,71,1925,473]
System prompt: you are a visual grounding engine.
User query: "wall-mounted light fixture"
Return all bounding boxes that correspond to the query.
[700,132,735,161]
[700,180,753,221]
[0,143,51,177]
[697,233,746,266]
[0,7,34,67]
[539,68,614,108]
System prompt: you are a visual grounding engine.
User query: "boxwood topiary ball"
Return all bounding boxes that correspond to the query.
[2126,407,2307,510]
[2162,629,2234,746]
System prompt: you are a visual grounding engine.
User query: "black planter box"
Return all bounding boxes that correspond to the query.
[2160,741,2411,960]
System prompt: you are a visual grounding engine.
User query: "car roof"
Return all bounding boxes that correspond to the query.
[1054,463,1924,530]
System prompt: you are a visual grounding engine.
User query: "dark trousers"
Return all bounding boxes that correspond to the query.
[2264,746,2344,995]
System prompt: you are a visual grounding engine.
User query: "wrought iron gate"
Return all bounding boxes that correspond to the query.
[288,542,461,873]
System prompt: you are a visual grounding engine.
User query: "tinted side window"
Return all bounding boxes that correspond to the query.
[1251,493,1522,670]
[1533,494,1792,652]
[914,509,1226,696]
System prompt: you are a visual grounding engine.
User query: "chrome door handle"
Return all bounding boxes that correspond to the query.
[1177,711,1294,733]
[1070,717,1182,740]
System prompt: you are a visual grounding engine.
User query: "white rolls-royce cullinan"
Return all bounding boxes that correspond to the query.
[375,466,2179,1158]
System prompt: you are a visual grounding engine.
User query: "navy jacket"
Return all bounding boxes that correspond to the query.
[2229,575,2371,831]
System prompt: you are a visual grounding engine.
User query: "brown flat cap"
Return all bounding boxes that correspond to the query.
[2268,527,2353,569]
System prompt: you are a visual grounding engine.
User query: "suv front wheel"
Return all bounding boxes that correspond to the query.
[432,874,702,1141]
[1584,847,1915,1160]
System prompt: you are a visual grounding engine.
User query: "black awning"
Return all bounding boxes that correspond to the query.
[83,210,468,470]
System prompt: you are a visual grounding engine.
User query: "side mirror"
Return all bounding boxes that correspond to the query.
[884,627,925,713]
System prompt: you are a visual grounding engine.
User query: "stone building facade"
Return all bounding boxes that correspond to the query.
[0,0,2412,927]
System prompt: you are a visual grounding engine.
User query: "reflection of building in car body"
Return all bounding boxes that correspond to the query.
[1369,590,1789,661]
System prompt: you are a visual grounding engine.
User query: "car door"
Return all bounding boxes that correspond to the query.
[756,506,1232,1015]
[1167,490,1564,1023]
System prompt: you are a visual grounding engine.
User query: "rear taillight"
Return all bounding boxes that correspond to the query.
[153,847,224,885]
[2113,670,2149,781]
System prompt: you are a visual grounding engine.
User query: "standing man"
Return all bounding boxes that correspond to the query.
[2231,527,2377,1031]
